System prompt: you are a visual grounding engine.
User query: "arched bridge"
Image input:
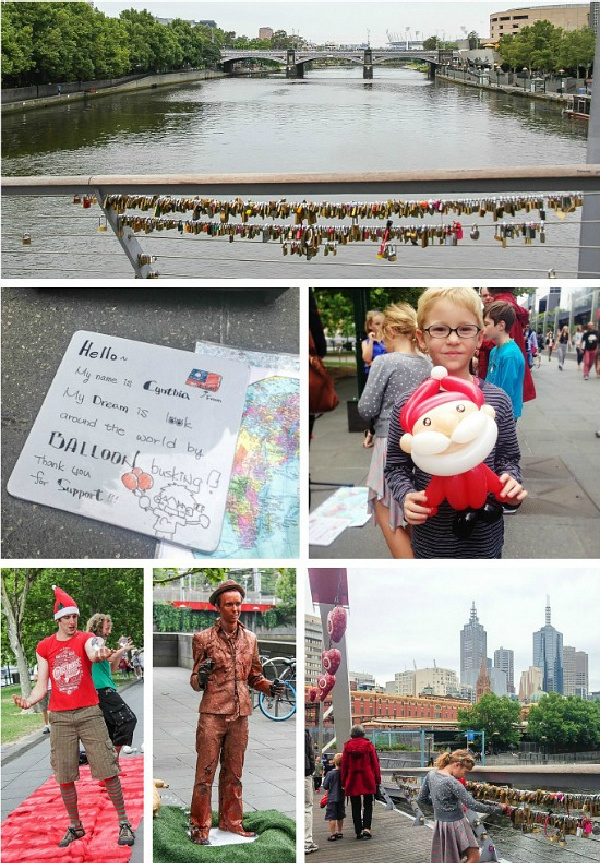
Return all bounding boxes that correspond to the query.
[220,48,448,79]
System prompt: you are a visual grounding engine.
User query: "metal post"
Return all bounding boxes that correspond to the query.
[578,25,600,277]
[363,48,373,79]
[481,729,485,766]
[420,728,425,766]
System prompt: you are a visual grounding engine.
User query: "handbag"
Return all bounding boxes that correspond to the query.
[320,792,328,808]
[309,333,339,414]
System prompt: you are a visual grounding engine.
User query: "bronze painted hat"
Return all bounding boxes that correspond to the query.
[209,580,245,607]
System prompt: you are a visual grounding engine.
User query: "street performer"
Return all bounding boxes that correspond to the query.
[189,579,284,845]
[12,585,135,848]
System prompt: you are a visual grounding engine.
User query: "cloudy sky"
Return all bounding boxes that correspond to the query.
[305,563,600,690]
[94,1,583,44]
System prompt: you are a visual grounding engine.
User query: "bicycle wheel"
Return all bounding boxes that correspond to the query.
[259,681,296,721]
[261,656,290,682]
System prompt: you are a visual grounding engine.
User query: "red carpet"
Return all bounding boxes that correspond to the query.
[1,756,144,862]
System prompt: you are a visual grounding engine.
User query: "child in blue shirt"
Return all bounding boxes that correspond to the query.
[483,302,525,420]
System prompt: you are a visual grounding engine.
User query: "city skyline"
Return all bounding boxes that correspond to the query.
[305,564,600,691]
[93,1,586,45]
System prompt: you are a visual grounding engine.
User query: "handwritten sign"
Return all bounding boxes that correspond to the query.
[8,331,250,551]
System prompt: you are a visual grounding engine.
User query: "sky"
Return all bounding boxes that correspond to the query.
[305,563,600,691]
[93,1,585,44]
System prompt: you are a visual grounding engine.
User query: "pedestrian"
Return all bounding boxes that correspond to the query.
[523,324,537,369]
[546,330,555,361]
[417,750,503,863]
[535,331,544,368]
[85,614,137,764]
[474,287,494,378]
[358,302,431,558]
[477,289,535,402]
[582,321,599,380]
[556,326,570,369]
[313,755,323,792]
[32,661,51,734]
[483,301,525,420]
[131,650,142,679]
[361,309,387,448]
[189,580,284,845]
[340,724,381,841]
[12,585,135,848]
[323,752,345,841]
[573,323,585,368]
[138,648,144,679]
[305,728,319,854]
[385,287,527,559]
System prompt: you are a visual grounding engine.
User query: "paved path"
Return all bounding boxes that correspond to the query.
[153,665,296,821]
[310,352,600,558]
[1,680,144,861]
[1,286,298,558]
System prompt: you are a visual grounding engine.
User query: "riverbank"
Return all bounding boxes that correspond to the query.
[436,68,582,108]
[1,67,226,114]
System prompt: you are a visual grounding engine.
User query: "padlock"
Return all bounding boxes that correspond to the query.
[470,224,480,240]
[97,216,107,233]
[22,231,32,245]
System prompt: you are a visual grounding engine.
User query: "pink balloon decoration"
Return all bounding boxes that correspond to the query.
[322,648,341,675]
[327,607,347,643]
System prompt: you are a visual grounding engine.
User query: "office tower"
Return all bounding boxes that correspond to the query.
[494,646,515,693]
[563,645,577,695]
[576,651,589,699]
[460,601,487,690]
[532,596,563,693]
[518,666,544,701]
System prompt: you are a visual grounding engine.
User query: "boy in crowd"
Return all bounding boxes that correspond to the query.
[483,301,525,420]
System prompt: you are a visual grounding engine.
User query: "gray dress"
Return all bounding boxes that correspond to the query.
[417,770,499,863]
[358,352,431,528]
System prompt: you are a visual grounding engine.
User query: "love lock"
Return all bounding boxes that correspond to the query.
[470,224,480,240]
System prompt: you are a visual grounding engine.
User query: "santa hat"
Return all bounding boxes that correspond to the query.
[52,584,79,620]
[400,366,484,433]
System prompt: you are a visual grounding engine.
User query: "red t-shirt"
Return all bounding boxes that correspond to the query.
[37,631,98,711]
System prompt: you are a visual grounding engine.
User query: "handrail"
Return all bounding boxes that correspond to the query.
[2,165,599,196]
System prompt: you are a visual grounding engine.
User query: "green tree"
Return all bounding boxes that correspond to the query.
[274,569,297,608]
[467,31,480,51]
[527,692,600,751]
[558,28,597,77]
[457,693,522,750]
[313,288,426,336]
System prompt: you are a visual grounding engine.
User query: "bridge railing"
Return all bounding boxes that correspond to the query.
[2,166,598,278]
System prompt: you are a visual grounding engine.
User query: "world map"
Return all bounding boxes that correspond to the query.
[194,375,300,559]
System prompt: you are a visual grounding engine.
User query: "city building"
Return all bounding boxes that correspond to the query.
[563,645,577,695]
[532,596,564,693]
[575,651,589,699]
[386,667,460,697]
[489,667,508,696]
[350,671,377,691]
[460,601,488,691]
[490,5,591,42]
[305,614,323,687]
[476,657,492,700]
[494,646,515,693]
[307,688,470,728]
[259,27,274,40]
[518,665,544,701]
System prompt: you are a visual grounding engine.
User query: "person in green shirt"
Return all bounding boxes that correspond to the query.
[86,613,137,762]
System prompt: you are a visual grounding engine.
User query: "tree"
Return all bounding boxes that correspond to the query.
[457,693,522,750]
[274,569,297,608]
[313,288,426,336]
[1,569,40,699]
[467,31,479,51]
[153,568,230,586]
[527,692,600,751]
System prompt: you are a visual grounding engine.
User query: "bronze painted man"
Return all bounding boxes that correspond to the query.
[189,580,282,845]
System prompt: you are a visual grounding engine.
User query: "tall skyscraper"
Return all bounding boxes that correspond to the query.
[532,596,563,694]
[494,646,515,693]
[460,602,488,690]
[563,645,577,695]
[575,651,589,699]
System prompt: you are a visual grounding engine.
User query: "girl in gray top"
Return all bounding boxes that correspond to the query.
[417,750,503,863]
[358,302,431,559]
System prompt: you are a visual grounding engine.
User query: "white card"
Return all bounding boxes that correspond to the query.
[7,331,250,551]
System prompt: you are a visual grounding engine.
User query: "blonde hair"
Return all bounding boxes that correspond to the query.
[333,753,342,767]
[417,288,484,330]
[383,302,418,341]
[365,309,384,332]
[435,749,475,771]
[86,613,112,637]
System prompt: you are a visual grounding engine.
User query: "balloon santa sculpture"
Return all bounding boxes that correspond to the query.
[308,606,347,704]
[399,366,515,538]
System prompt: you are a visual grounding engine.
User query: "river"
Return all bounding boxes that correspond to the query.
[1,67,590,279]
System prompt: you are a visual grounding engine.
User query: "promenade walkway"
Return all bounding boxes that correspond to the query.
[309,351,600,559]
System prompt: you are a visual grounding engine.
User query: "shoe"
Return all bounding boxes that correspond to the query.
[43,725,50,734]
[584,376,589,380]
[327,835,337,841]
[559,364,563,370]
[58,826,85,847]
[227,829,255,838]
[596,430,600,438]
[361,831,372,840]
[117,822,135,846]
[336,833,344,838]
[304,843,319,854]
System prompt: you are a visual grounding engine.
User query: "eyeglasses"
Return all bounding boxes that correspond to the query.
[422,325,481,339]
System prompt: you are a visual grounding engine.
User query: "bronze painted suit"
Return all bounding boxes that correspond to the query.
[189,619,272,840]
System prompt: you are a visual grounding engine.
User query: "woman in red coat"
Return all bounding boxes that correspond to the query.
[340,725,381,840]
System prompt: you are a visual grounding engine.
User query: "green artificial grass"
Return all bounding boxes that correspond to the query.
[154,807,296,863]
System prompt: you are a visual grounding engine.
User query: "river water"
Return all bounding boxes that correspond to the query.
[1,67,590,279]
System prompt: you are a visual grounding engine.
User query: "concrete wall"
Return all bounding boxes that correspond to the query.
[154,631,296,669]
[2,68,225,113]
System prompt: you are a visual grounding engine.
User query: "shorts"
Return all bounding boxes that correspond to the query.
[97,687,137,747]
[49,704,119,784]
[325,800,346,822]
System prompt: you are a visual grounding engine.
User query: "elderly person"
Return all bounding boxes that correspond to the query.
[189,580,283,845]
[340,724,381,841]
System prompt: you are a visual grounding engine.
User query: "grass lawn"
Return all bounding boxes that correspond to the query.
[1,678,137,746]
[154,808,296,863]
